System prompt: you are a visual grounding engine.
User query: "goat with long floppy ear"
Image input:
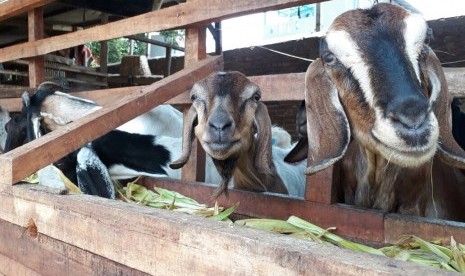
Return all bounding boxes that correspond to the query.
[303,4,465,174]
[170,71,288,197]
[290,3,465,219]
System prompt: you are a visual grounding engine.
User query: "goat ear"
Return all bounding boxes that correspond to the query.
[424,49,465,169]
[253,101,274,175]
[169,105,197,169]
[37,81,64,92]
[284,138,308,163]
[21,91,30,108]
[304,59,350,175]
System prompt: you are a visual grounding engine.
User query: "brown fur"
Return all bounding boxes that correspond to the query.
[170,71,288,197]
[299,4,465,221]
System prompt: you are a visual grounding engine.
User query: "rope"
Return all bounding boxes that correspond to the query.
[251,45,314,62]
[249,44,463,65]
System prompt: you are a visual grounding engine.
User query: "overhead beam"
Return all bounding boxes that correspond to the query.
[0,0,54,22]
[0,0,322,63]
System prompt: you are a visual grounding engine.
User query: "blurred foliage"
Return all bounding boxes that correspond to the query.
[87,30,184,66]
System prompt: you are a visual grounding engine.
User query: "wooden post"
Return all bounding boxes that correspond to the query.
[28,7,45,88]
[99,14,109,74]
[165,47,172,77]
[181,25,209,182]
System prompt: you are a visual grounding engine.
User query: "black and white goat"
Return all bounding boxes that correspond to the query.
[287,3,465,221]
[170,71,306,198]
[3,83,184,198]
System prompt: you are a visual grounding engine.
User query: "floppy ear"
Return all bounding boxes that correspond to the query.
[21,91,30,108]
[284,138,308,163]
[304,59,350,174]
[169,105,197,169]
[37,81,64,92]
[423,48,465,169]
[253,101,273,175]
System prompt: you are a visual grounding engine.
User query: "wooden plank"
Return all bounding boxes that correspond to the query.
[305,165,335,204]
[27,7,45,88]
[181,24,208,183]
[0,219,149,276]
[0,0,322,63]
[142,178,386,244]
[0,0,54,22]
[0,184,445,275]
[0,55,223,185]
[168,72,307,104]
[0,252,42,276]
[444,67,465,98]
[385,214,465,245]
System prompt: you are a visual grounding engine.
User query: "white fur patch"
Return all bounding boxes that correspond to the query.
[403,13,428,82]
[54,91,97,105]
[325,30,375,107]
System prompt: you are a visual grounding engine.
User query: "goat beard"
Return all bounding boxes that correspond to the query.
[211,157,238,199]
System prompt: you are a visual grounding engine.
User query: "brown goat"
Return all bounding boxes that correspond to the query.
[170,71,289,197]
[292,3,465,221]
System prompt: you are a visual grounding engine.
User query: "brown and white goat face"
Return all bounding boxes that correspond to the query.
[189,71,262,160]
[305,3,465,174]
[170,71,274,173]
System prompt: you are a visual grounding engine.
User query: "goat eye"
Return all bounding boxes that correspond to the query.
[252,93,261,102]
[323,52,336,65]
[190,94,197,101]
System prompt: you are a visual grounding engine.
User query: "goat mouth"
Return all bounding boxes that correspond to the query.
[370,133,437,166]
[203,140,241,158]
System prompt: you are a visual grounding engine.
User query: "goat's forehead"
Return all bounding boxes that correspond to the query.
[194,72,257,98]
[326,4,426,53]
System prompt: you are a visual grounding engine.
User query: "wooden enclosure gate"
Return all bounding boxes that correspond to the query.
[0,0,464,274]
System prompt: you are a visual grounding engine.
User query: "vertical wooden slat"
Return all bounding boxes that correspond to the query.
[27,7,45,88]
[99,14,109,74]
[304,165,335,204]
[181,24,210,182]
[165,47,172,77]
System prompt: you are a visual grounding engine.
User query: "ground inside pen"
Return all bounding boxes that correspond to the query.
[21,168,465,273]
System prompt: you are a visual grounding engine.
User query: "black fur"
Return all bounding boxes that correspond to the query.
[91,130,171,176]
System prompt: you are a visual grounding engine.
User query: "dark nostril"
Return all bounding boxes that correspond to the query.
[391,112,427,129]
[209,120,232,131]
[386,95,429,129]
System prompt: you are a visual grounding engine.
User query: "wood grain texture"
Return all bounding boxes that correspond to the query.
[444,67,465,98]
[0,219,149,276]
[143,178,386,244]
[0,0,321,63]
[0,184,447,275]
[0,55,223,185]
[27,7,45,88]
[181,25,208,183]
[384,214,465,245]
[0,0,54,22]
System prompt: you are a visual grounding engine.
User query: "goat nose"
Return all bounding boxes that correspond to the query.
[387,96,429,129]
[208,120,233,132]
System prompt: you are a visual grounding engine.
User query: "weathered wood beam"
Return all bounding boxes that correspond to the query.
[0,0,54,22]
[0,0,322,63]
[27,7,45,88]
[181,24,208,183]
[0,55,223,186]
[0,219,149,275]
[0,72,306,111]
[143,178,386,244]
[444,67,465,98]
[384,214,465,245]
[0,184,445,275]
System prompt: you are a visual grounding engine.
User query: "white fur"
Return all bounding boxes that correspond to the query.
[0,107,10,152]
[325,30,375,107]
[117,104,183,138]
[403,13,428,82]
